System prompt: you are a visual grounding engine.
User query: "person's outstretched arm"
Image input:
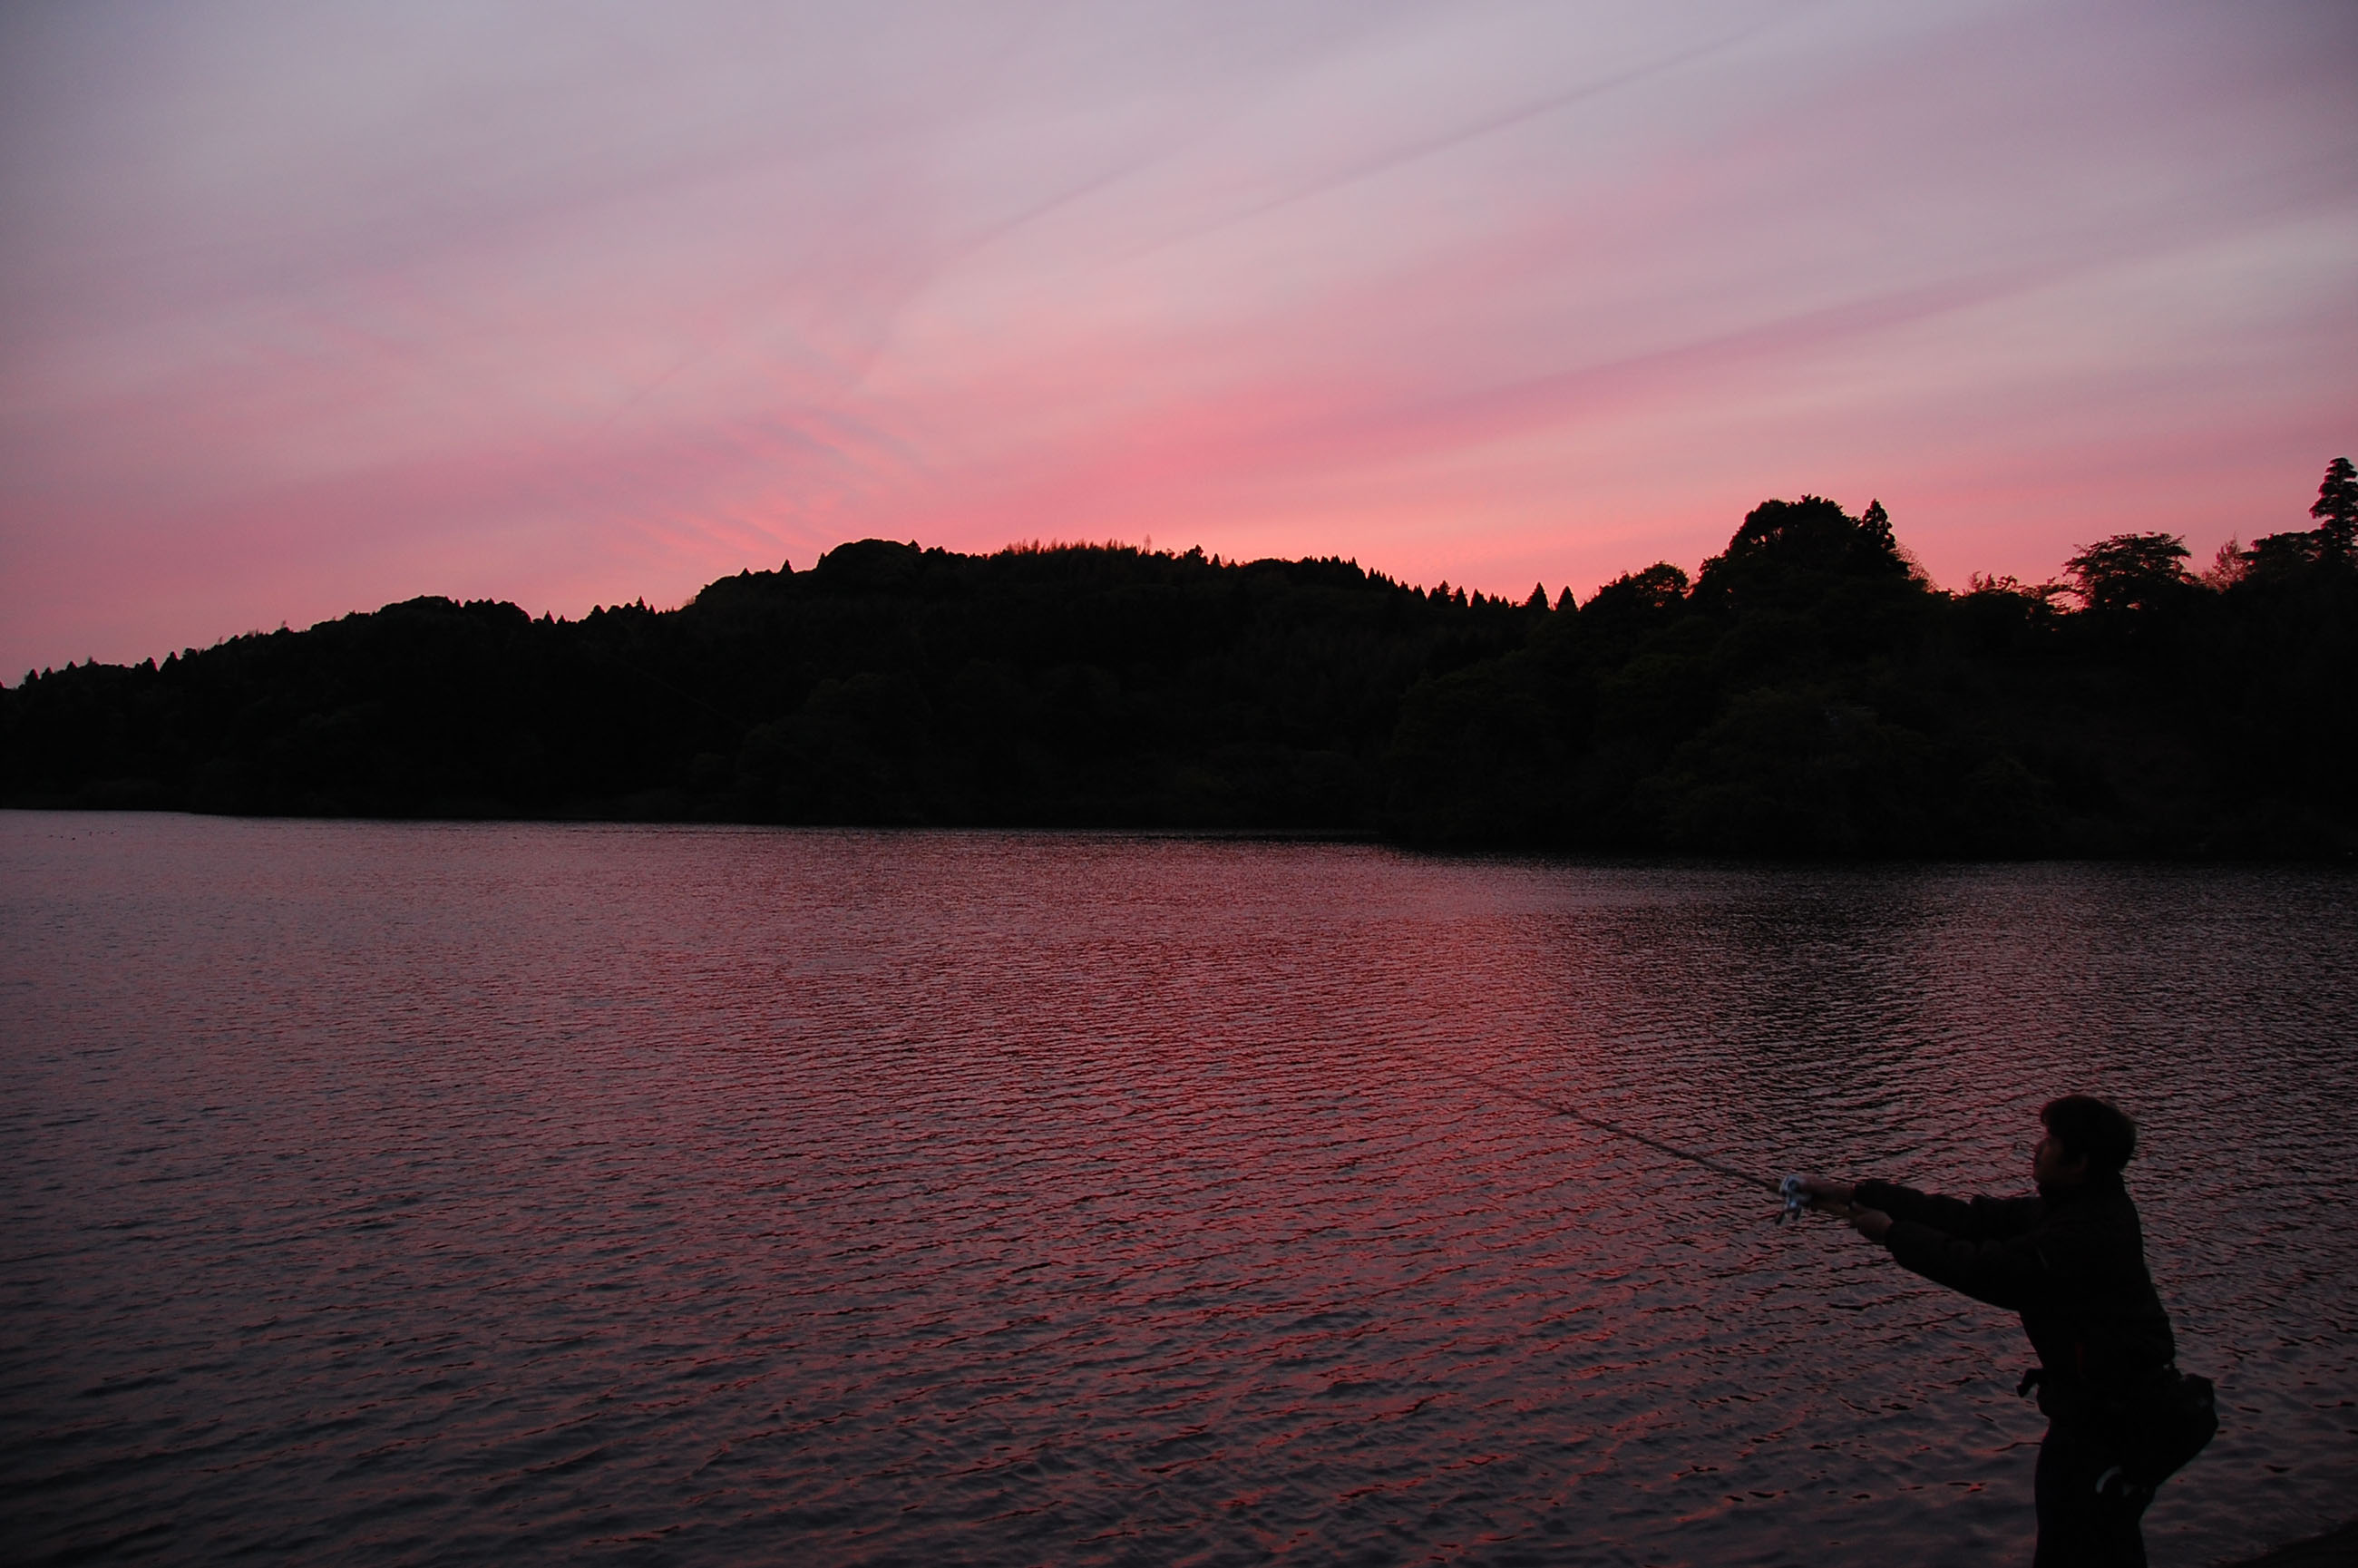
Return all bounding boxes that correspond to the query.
[1792,1177,2055,1312]
[1877,1217,2054,1313]
[1792,1176,2044,1240]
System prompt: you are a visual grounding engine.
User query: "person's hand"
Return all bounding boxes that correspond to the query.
[1849,1206,1893,1242]
[1792,1175,1856,1213]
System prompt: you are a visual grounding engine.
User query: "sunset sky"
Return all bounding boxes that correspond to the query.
[3,0,2353,677]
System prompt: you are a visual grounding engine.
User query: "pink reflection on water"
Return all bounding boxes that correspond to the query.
[1,818,2353,1564]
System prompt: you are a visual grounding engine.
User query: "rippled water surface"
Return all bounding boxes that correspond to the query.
[4,815,2354,1566]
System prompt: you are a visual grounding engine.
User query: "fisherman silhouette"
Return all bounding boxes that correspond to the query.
[1794,1096,2207,1567]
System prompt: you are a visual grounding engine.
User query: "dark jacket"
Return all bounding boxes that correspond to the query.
[1854,1172,2175,1404]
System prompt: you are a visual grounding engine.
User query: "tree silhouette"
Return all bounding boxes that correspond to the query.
[7,472,2354,857]
[1859,499,1894,550]
[2312,455,2357,559]
[2063,534,2190,613]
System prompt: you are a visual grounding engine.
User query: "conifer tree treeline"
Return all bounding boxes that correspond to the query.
[5,462,2353,856]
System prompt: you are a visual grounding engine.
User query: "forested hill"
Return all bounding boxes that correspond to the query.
[6,471,2355,857]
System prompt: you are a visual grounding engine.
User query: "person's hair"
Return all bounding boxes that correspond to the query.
[2041,1094,2137,1174]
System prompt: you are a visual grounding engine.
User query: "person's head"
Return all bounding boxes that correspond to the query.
[2034,1094,2137,1184]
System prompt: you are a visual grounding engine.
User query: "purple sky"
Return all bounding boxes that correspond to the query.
[3,0,2353,677]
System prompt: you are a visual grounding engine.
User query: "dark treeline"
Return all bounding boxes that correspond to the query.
[6,459,2354,857]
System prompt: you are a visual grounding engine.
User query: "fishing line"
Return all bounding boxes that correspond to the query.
[1386,1047,1809,1220]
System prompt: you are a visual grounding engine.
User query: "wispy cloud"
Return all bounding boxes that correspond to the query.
[2,0,2352,674]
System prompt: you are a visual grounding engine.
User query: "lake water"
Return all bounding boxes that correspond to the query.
[3,814,2353,1566]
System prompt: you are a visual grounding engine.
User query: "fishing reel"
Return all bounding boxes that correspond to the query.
[1778,1174,1808,1223]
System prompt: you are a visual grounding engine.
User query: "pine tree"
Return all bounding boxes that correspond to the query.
[2310,456,2357,558]
[1860,499,1893,550]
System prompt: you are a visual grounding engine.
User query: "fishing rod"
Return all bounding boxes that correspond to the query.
[1399,1050,1813,1222]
